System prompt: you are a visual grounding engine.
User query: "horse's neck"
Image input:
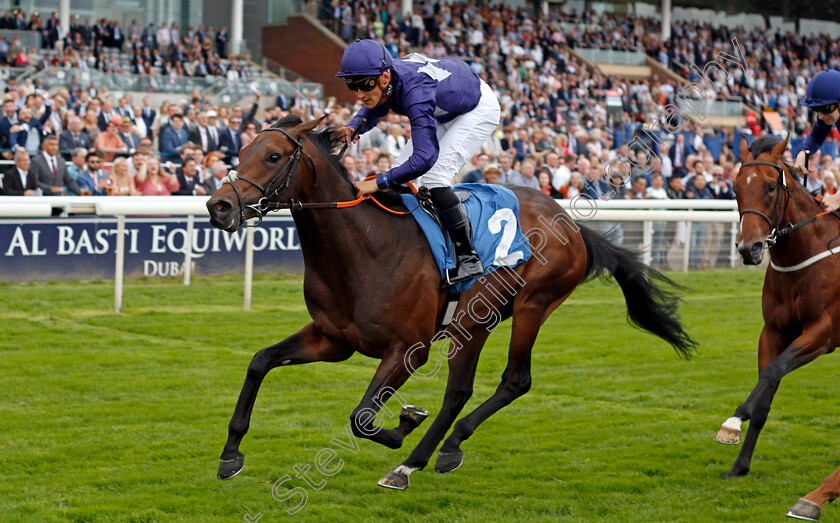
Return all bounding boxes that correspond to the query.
[293,164,421,274]
[775,183,840,263]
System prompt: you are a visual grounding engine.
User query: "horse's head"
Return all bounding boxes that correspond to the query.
[207,116,322,232]
[733,135,789,265]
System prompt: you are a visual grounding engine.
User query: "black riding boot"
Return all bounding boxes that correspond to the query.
[430,187,485,284]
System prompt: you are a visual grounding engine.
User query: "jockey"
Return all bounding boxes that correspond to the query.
[795,69,840,211]
[336,39,501,284]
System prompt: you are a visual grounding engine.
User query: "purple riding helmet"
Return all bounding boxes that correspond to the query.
[335,39,392,91]
[800,69,840,108]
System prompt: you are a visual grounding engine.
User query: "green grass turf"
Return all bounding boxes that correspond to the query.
[1,269,838,522]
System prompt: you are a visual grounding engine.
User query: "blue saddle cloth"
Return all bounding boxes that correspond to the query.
[399,184,532,291]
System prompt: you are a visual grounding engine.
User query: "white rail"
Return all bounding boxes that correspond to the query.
[0,196,743,312]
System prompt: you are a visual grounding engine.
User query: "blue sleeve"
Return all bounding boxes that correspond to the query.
[580,185,598,200]
[38,105,52,125]
[801,119,833,154]
[348,104,389,134]
[384,101,438,185]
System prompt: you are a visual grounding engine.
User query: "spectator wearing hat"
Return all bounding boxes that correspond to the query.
[118,116,141,152]
[207,109,221,146]
[482,163,502,184]
[93,117,128,162]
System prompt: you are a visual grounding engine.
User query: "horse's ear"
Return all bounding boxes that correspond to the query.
[294,116,327,138]
[739,136,751,161]
[771,134,789,159]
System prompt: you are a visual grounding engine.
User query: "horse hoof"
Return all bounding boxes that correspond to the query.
[786,499,822,521]
[715,426,741,445]
[218,452,245,480]
[435,449,463,473]
[400,405,430,429]
[378,470,409,490]
[720,468,748,480]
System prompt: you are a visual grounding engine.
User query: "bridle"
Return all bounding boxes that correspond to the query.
[738,160,827,247]
[221,127,315,227]
[220,124,419,226]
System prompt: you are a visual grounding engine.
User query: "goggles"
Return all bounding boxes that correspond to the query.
[813,103,838,115]
[344,75,379,92]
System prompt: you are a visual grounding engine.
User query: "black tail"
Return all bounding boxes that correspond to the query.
[579,224,696,359]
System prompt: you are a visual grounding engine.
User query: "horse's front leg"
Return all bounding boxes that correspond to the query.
[716,323,831,479]
[786,465,840,521]
[218,322,353,480]
[347,345,430,451]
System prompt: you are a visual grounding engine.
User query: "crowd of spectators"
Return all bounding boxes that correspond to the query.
[560,12,840,135]
[0,78,266,197]
[316,1,840,192]
[2,2,840,268]
[0,10,246,79]
[313,0,840,266]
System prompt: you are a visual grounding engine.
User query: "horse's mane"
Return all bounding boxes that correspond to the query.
[269,116,407,210]
[270,116,353,187]
[747,135,800,183]
[749,135,782,157]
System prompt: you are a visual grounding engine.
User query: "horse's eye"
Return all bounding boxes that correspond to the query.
[268,153,282,163]
[768,182,777,192]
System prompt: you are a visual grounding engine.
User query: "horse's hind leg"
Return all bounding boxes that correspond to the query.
[787,466,840,521]
[433,308,541,473]
[717,325,830,479]
[218,322,352,480]
[378,330,490,490]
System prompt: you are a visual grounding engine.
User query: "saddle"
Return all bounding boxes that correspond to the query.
[393,185,472,328]
[396,185,470,240]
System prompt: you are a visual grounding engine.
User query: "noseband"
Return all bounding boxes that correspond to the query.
[221,127,315,227]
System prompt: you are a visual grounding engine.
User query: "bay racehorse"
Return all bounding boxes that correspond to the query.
[207,115,695,489]
[716,135,840,519]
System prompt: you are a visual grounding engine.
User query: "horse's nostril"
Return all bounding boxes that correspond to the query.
[215,201,229,213]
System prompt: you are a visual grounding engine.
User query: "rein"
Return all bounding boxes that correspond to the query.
[261,177,419,216]
[221,126,418,226]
